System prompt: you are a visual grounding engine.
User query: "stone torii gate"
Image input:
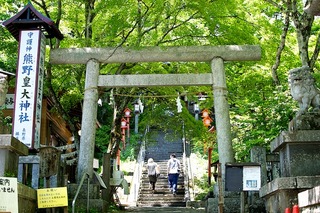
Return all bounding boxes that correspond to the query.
[50,45,261,181]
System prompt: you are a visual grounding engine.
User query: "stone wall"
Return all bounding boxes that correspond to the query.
[298,185,320,212]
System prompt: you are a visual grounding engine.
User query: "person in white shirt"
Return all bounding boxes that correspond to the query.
[147,158,159,192]
[167,154,180,195]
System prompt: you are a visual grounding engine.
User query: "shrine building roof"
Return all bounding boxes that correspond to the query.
[3,2,64,41]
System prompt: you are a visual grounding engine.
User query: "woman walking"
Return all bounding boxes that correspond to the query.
[146,158,159,193]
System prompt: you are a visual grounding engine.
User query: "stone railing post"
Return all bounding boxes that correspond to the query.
[0,134,28,177]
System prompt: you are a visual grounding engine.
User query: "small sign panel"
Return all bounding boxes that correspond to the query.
[5,94,14,109]
[225,163,261,192]
[0,177,18,213]
[37,187,68,208]
[243,166,261,191]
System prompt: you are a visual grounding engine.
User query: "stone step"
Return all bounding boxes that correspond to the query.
[137,200,186,207]
[140,181,185,187]
[138,192,184,199]
[140,189,185,194]
[124,206,205,213]
[141,173,184,178]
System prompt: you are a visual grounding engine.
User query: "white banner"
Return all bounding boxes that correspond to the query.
[12,30,45,148]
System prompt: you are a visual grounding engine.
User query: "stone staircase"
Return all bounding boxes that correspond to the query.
[137,160,185,207]
[137,130,186,207]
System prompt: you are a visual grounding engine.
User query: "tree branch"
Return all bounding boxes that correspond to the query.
[310,32,320,69]
[156,12,199,46]
[271,10,290,85]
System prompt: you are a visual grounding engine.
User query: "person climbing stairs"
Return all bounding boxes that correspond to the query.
[137,130,186,207]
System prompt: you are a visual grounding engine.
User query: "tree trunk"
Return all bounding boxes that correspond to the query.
[291,1,314,66]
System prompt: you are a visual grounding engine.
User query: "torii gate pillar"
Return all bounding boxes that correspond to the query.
[78,59,100,180]
[211,58,234,177]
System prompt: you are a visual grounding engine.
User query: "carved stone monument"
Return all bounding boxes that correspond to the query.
[0,73,8,106]
[260,66,320,212]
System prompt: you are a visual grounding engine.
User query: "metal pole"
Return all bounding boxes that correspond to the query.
[135,114,139,133]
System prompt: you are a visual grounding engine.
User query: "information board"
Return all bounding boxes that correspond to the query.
[37,187,68,208]
[0,177,18,213]
[243,166,261,191]
[225,163,261,192]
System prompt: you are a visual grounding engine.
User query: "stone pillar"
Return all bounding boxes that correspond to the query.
[249,146,267,212]
[250,146,267,186]
[0,73,8,106]
[102,153,112,202]
[77,59,100,181]
[211,57,234,178]
[0,134,28,176]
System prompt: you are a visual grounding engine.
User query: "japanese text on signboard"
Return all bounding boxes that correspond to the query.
[0,177,18,213]
[13,30,45,148]
[37,187,68,208]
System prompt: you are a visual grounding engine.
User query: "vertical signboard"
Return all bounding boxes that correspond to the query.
[12,30,45,149]
[0,177,18,213]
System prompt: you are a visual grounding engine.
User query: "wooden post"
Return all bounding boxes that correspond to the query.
[218,163,224,213]
[208,147,213,185]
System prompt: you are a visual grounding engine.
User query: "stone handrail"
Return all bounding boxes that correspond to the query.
[183,140,195,202]
[126,128,147,205]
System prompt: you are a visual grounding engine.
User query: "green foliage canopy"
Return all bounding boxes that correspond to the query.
[0,0,319,163]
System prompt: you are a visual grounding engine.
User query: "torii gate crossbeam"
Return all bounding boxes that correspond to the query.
[50,45,260,64]
[50,45,261,183]
[98,73,213,87]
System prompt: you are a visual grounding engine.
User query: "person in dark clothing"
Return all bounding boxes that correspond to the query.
[167,154,180,195]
